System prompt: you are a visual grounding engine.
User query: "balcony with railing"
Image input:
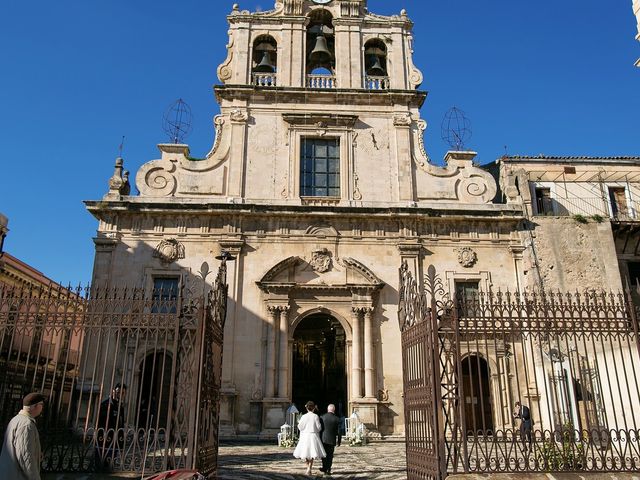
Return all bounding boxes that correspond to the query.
[252,72,277,87]
[306,74,336,89]
[534,195,639,221]
[364,75,389,90]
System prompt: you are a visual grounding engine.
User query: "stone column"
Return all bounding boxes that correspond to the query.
[351,308,363,399]
[277,306,290,398]
[266,306,279,398]
[363,307,375,398]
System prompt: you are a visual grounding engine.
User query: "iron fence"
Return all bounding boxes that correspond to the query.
[399,262,640,479]
[0,262,227,477]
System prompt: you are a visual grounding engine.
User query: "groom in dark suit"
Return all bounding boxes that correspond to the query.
[513,401,533,451]
[319,404,341,475]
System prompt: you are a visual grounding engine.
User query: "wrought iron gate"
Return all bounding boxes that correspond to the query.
[399,262,640,479]
[0,260,228,477]
[398,263,447,480]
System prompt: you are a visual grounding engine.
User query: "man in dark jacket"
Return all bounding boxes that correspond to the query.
[96,383,127,471]
[319,404,341,475]
[513,401,533,451]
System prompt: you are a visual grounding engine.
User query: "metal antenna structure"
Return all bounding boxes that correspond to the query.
[162,98,193,144]
[441,106,472,151]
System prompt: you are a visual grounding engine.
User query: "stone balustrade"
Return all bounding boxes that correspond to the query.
[364,76,390,90]
[253,72,277,87]
[307,74,337,89]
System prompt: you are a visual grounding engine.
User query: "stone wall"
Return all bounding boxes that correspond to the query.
[523,217,622,292]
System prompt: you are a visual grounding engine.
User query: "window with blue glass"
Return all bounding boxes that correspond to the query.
[152,277,179,314]
[300,138,340,197]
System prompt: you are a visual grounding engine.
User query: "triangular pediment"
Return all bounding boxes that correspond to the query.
[257,255,383,293]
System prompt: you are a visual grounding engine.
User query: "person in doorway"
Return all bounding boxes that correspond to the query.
[513,400,533,451]
[319,403,341,475]
[96,383,127,471]
[293,400,326,475]
[0,392,46,480]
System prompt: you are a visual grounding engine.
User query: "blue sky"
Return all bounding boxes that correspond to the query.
[0,0,638,283]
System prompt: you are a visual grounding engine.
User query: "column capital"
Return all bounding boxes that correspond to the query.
[93,235,119,252]
[352,306,374,315]
[267,304,290,313]
[218,238,245,256]
[397,242,424,256]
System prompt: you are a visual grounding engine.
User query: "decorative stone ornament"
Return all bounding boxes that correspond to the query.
[310,248,332,273]
[154,239,186,264]
[456,247,478,268]
[104,157,131,199]
[229,109,248,123]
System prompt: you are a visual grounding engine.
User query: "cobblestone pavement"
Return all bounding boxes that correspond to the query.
[42,441,407,479]
[218,441,407,480]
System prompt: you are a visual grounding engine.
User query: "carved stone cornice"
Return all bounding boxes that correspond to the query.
[282,113,358,128]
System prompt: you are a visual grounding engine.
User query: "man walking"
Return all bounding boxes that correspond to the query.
[319,404,341,475]
[96,383,127,471]
[0,392,45,480]
[513,400,533,451]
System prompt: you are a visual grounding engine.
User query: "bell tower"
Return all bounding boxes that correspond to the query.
[217,0,423,91]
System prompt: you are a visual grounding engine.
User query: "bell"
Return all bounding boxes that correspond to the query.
[309,34,332,65]
[254,51,275,73]
[367,55,386,76]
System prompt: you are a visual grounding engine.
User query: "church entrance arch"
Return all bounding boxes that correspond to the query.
[462,354,494,434]
[137,351,173,429]
[292,313,347,416]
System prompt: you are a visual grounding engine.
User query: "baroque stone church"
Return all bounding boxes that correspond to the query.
[86,0,530,437]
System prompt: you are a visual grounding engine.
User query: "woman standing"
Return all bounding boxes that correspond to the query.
[293,401,326,475]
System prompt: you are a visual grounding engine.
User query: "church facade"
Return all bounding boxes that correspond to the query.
[85,0,626,438]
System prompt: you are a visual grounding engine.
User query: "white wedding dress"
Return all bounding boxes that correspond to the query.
[293,412,326,460]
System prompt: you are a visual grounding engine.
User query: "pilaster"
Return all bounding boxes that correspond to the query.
[218,239,245,436]
[350,307,363,399]
[91,236,119,286]
[363,307,375,398]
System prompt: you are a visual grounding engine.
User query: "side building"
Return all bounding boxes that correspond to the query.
[0,214,83,437]
[496,155,640,293]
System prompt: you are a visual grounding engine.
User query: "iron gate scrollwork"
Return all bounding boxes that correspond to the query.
[399,262,447,480]
[0,259,228,478]
[399,262,640,479]
[190,259,228,478]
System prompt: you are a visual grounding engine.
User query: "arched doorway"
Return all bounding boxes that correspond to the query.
[292,314,347,416]
[461,354,494,434]
[137,351,172,429]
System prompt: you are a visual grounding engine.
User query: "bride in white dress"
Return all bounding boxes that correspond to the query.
[293,401,326,475]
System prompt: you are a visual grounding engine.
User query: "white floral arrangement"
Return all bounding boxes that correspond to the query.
[348,423,367,447]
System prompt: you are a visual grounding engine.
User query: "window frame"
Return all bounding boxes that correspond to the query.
[287,128,353,203]
[151,276,180,314]
[299,137,341,198]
